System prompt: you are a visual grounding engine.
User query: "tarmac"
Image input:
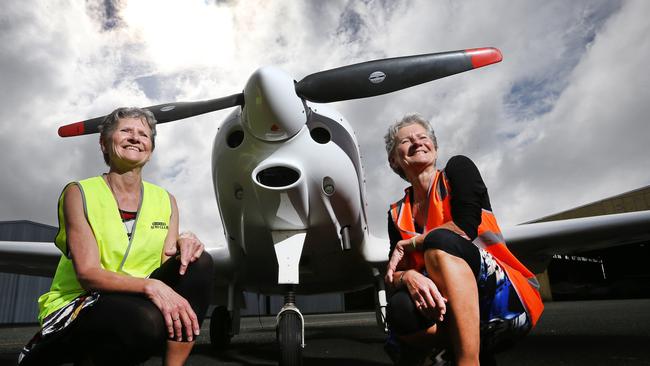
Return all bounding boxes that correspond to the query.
[1,298,649,365]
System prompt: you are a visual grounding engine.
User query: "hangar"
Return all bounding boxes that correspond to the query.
[530,185,650,300]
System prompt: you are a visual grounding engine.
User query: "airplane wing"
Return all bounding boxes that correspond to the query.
[0,241,60,277]
[0,239,237,281]
[502,210,650,273]
[2,211,649,278]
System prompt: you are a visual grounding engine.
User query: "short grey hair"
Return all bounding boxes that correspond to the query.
[99,107,157,165]
[384,113,437,180]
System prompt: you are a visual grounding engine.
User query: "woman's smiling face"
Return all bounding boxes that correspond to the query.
[390,123,437,176]
[102,116,153,169]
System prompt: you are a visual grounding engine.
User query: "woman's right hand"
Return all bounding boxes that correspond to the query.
[144,278,199,342]
[402,270,447,322]
[385,237,413,284]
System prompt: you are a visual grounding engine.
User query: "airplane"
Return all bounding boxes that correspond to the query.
[2,47,650,366]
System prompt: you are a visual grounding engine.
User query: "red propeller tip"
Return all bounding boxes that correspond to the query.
[58,122,85,137]
[465,47,503,68]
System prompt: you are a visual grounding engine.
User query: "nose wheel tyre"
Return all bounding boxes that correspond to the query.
[277,310,303,366]
[209,306,232,350]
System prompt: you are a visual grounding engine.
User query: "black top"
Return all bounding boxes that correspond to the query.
[388,155,492,254]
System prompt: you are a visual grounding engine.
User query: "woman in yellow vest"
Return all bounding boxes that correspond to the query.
[383,114,543,366]
[19,107,214,366]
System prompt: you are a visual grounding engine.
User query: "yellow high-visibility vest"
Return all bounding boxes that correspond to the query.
[38,176,171,323]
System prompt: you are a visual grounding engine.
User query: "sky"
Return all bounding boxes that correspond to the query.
[1,0,649,246]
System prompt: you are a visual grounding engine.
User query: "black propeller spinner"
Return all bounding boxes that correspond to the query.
[58,47,501,137]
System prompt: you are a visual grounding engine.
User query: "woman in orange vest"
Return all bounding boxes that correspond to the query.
[383,114,543,365]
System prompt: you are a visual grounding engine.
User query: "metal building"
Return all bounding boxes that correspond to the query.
[0,221,56,324]
[529,185,650,300]
[526,185,650,223]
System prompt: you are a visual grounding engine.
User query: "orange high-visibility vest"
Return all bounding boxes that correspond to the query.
[390,170,544,326]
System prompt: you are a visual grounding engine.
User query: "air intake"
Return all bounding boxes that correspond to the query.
[256,166,300,188]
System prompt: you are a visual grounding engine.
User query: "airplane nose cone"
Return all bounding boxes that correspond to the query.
[242,66,307,142]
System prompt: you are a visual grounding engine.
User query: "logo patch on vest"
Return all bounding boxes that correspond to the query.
[150,221,168,230]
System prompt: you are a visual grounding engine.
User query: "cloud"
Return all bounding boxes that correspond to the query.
[1,0,647,244]
[493,0,650,224]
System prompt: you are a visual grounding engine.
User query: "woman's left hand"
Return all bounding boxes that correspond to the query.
[402,270,447,322]
[144,278,200,341]
[165,231,205,275]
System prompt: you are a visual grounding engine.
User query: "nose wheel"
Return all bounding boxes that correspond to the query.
[209,305,233,349]
[276,289,304,366]
[373,267,389,333]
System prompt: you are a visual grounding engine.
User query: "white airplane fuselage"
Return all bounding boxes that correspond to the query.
[211,67,388,295]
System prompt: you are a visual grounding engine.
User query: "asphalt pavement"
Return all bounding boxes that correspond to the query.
[1,299,649,365]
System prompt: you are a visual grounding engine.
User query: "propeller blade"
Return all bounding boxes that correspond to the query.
[295,47,502,103]
[58,93,244,137]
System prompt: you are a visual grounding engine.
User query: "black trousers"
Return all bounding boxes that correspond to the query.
[20,252,214,366]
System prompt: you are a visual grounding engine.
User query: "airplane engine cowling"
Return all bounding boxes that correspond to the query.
[252,163,309,231]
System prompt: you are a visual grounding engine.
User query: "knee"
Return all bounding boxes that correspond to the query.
[423,248,477,294]
[423,229,481,279]
[387,290,427,336]
[423,229,458,250]
[184,251,214,283]
[423,230,463,266]
[195,251,214,272]
[424,248,452,268]
[86,303,165,364]
[99,294,167,355]
[388,290,414,314]
[119,302,166,350]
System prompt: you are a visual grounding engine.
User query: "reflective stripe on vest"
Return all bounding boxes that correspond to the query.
[38,176,171,323]
[389,171,544,327]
